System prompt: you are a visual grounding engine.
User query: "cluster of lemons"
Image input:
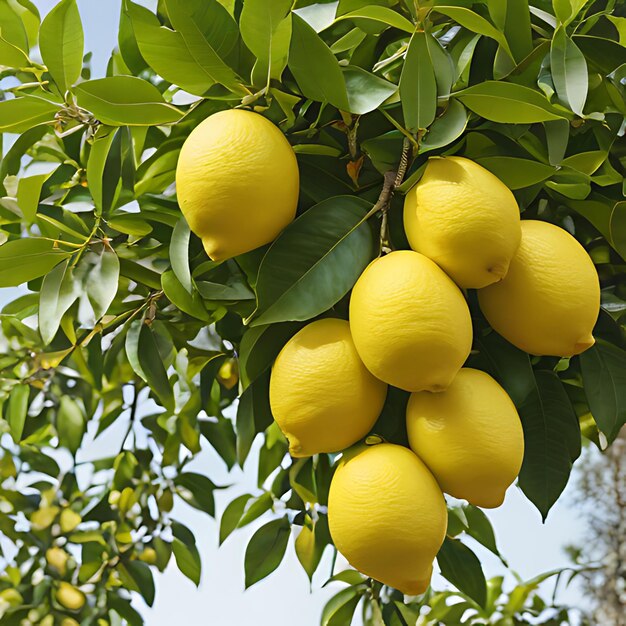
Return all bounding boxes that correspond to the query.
[177,110,600,594]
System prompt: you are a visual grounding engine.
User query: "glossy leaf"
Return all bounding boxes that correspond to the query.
[240,0,292,87]
[288,13,350,111]
[334,6,414,32]
[343,66,397,115]
[219,494,252,544]
[580,340,626,444]
[39,260,78,345]
[175,472,216,516]
[244,517,290,588]
[456,81,566,123]
[0,96,58,133]
[400,31,437,132]
[172,524,201,586]
[39,0,83,94]
[250,196,374,326]
[7,384,29,442]
[550,27,588,117]
[86,247,120,319]
[420,100,468,154]
[437,537,487,608]
[321,587,363,626]
[475,157,556,189]
[75,77,182,126]
[0,239,71,287]
[56,396,85,455]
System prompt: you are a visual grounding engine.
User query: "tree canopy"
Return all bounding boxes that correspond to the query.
[0,0,625,624]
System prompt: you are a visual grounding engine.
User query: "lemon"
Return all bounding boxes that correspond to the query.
[46,546,69,575]
[404,156,521,288]
[407,368,524,509]
[328,443,447,594]
[56,582,85,611]
[176,109,299,260]
[269,319,387,457]
[349,251,472,392]
[478,220,599,356]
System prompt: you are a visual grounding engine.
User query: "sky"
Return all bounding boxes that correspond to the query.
[11,2,591,624]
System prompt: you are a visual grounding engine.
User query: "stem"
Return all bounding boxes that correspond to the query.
[378,137,412,254]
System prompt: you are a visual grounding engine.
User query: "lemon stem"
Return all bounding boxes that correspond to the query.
[378,137,412,254]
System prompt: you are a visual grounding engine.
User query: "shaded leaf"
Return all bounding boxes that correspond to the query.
[0,95,58,133]
[343,66,396,115]
[0,239,71,287]
[86,247,120,319]
[56,396,85,455]
[244,517,290,588]
[550,27,588,117]
[321,587,363,626]
[250,196,374,326]
[7,384,29,442]
[170,218,193,293]
[219,494,252,544]
[174,472,216,516]
[438,537,487,608]
[475,156,556,189]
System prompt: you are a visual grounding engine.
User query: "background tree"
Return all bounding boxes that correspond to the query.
[0,0,625,624]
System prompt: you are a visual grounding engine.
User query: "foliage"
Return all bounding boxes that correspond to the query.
[0,0,624,624]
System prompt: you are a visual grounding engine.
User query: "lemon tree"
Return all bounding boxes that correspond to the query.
[0,0,624,624]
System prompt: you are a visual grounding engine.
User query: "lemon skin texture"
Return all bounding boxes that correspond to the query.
[478,220,600,357]
[176,109,299,261]
[349,250,473,392]
[269,318,387,457]
[328,443,447,595]
[407,368,524,509]
[404,156,522,288]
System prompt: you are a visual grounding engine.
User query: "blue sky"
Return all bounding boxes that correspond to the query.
[16,2,591,624]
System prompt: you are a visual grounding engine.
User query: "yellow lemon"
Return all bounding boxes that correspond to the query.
[349,251,472,392]
[176,109,299,260]
[56,582,85,611]
[407,368,524,509]
[269,319,387,457]
[46,546,69,576]
[404,156,521,288]
[328,443,447,594]
[478,220,599,356]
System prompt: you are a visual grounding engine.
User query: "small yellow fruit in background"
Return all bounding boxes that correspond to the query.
[176,109,299,261]
[139,547,158,565]
[46,546,69,575]
[407,368,524,509]
[56,582,85,611]
[328,443,447,595]
[269,319,387,457]
[404,156,521,288]
[61,618,80,626]
[478,220,600,356]
[59,509,81,533]
[349,250,472,392]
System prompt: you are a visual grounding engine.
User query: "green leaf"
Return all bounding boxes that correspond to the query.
[544,118,569,165]
[161,0,246,95]
[16,171,54,223]
[419,100,468,155]
[0,1,29,52]
[138,324,175,411]
[0,238,71,287]
[456,81,566,123]
[474,157,556,189]
[434,6,513,60]
[238,322,302,388]
[199,415,237,469]
[580,339,626,444]
[498,0,532,63]
[86,126,118,216]
[39,0,83,94]
[250,196,374,326]
[56,396,85,455]
[518,370,581,520]
[240,0,292,88]
[170,218,193,293]
[75,77,182,126]
[562,151,606,176]
[321,587,362,626]
[236,372,272,465]
[437,537,487,608]
[334,6,414,32]
[162,271,209,320]
[244,517,290,588]
[295,516,329,582]
[0,95,58,133]
[119,560,155,607]
[174,472,216,516]
[86,247,119,319]
[172,531,201,586]
[609,202,626,261]
[400,31,437,132]
[237,491,273,528]
[7,383,29,442]
[219,494,252,544]
[343,66,397,115]
[550,27,588,117]
[288,13,350,110]
[39,260,78,345]
[463,505,503,561]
